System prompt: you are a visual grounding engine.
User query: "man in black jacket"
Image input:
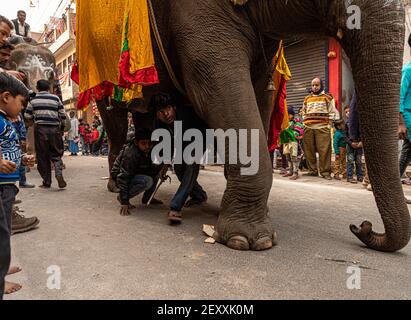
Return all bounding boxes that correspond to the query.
[150,93,208,224]
[11,11,31,39]
[112,128,163,216]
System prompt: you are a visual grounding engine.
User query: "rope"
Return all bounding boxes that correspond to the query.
[147,0,187,96]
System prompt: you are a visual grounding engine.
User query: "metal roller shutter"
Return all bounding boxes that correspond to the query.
[284,39,327,109]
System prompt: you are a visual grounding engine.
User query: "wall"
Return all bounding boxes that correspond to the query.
[328,38,342,111]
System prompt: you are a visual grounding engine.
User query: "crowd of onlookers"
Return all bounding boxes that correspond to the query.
[66,114,108,157]
[271,77,371,190]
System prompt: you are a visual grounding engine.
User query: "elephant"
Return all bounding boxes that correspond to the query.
[7,36,61,97]
[7,37,63,155]
[94,0,410,252]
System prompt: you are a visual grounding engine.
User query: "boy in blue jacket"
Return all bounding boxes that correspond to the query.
[0,72,35,299]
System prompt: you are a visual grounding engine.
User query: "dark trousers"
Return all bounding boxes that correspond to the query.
[34,125,64,186]
[347,144,364,178]
[92,142,102,156]
[83,143,91,155]
[128,175,158,203]
[399,139,411,177]
[170,164,207,212]
[0,185,18,299]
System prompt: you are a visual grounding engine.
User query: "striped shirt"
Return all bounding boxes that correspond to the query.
[25,91,66,126]
[302,91,339,129]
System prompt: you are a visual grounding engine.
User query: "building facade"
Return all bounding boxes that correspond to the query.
[38,0,93,123]
[44,8,78,112]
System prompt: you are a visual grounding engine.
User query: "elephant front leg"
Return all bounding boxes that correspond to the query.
[213,137,277,251]
[187,79,276,251]
[97,100,128,193]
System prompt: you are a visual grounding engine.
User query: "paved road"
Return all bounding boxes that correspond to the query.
[6,155,411,300]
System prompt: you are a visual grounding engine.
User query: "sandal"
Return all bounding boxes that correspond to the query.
[168,211,182,224]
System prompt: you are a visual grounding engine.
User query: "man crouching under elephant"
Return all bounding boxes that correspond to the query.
[150,93,208,224]
[112,128,165,216]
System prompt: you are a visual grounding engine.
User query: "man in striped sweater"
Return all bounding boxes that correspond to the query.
[25,80,67,189]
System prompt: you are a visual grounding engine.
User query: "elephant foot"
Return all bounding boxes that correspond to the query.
[225,234,276,251]
[215,215,277,251]
[107,179,120,193]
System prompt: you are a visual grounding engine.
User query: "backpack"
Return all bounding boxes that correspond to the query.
[62,117,71,132]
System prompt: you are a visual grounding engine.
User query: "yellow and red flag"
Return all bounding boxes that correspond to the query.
[73,0,159,109]
[267,41,292,152]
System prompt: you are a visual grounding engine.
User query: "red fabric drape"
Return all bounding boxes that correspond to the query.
[267,79,287,152]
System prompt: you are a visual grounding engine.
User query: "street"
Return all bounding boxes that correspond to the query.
[5,154,411,300]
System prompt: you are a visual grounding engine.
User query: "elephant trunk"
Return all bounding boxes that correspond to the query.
[343,2,411,252]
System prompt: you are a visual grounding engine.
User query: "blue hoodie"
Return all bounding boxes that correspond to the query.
[400,62,411,139]
[0,112,22,183]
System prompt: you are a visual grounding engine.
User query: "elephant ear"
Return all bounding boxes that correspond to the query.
[230,0,249,6]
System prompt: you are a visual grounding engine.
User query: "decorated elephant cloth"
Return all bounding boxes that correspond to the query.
[74,0,159,109]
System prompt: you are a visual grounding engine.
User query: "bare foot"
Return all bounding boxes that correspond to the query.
[5,281,22,294]
[7,266,22,275]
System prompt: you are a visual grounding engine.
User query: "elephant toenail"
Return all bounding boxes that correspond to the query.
[227,235,250,251]
[251,236,273,251]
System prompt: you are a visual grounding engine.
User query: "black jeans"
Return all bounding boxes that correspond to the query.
[34,125,64,186]
[399,139,411,177]
[170,164,207,212]
[0,185,18,299]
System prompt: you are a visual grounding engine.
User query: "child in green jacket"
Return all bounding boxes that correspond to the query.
[333,120,348,180]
